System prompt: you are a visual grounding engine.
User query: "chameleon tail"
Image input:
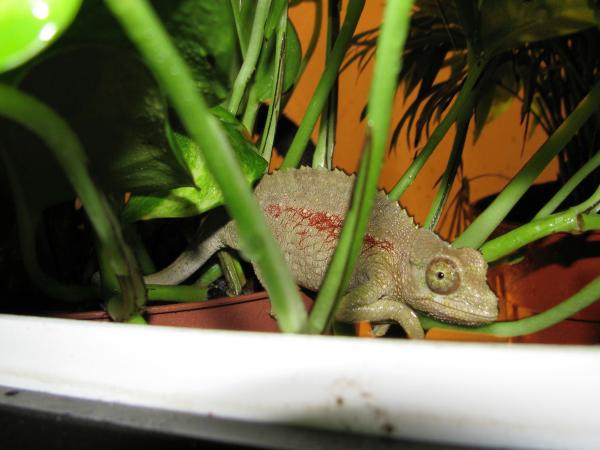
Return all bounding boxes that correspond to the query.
[144,227,227,285]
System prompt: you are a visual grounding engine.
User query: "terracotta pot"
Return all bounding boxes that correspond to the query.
[54,291,314,333]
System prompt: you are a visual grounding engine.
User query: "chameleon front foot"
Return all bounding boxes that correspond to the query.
[336,296,425,339]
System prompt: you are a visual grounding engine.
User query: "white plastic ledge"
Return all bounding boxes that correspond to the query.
[1,313,599,449]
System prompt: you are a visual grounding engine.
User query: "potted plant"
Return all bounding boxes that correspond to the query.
[2,1,600,447]
[1,0,599,341]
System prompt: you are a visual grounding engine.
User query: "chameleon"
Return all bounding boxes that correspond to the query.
[145,167,498,338]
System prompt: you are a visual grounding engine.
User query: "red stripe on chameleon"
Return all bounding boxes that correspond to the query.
[265,204,394,252]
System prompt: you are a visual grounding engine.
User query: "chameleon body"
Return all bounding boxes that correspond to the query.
[145,167,498,338]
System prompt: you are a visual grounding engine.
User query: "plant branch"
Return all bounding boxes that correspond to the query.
[0,84,145,319]
[106,0,307,333]
[228,0,272,116]
[146,284,208,302]
[535,148,600,219]
[258,4,287,161]
[307,0,413,333]
[0,148,97,302]
[313,0,340,169]
[424,112,470,229]
[481,210,600,263]
[281,0,365,169]
[388,59,483,201]
[455,79,600,249]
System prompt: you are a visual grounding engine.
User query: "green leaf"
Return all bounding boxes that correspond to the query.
[122,111,267,222]
[255,20,302,102]
[4,45,190,210]
[480,0,597,55]
[151,0,237,104]
[57,0,237,106]
[0,0,82,73]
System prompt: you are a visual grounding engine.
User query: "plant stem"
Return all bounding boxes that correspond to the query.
[0,148,97,302]
[217,251,246,296]
[230,0,248,57]
[258,4,287,161]
[455,79,600,249]
[388,61,483,201]
[424,112,470,229]
[0,84,145,319]
[312,0,340,169]
[481,211,600,263]
[307,0,413,334]
[421,274,600,337]
[481,183,600,262]
[535,149,600,219]
[241,83,260,133]
[146,284,208,302]
[228,0,272,116]
[194,263,223,287]
[106,0,307,333]
[281,0,365,169]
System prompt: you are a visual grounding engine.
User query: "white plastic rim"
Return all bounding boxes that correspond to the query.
[1,313,599,449]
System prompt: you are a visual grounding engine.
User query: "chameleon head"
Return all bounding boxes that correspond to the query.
[402,229,498,325]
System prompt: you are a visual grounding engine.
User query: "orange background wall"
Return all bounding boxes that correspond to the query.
[285,1,558,239]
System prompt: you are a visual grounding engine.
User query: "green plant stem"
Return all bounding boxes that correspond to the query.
[281,0,365,169]
[424,112,470,229]
[127,314,147,324]
[421,274,600,337]
[0,149,97,302]
[482,183,600,262]
[307,0,413,334]
[388,61,483,201]
[535,148,600,219]
[258,4,287,161]
[106,0,307,333]
[241,82,260,133]
[194,263,223,287]
[313,0,340,169]
[146,284,208,302]
[217,251,246,296]
[123,223,156,275]
[228,0,272,116]
[481,211,600,263]
[0,84,145,319]
[455,80,600,249]
[230,0,248,57]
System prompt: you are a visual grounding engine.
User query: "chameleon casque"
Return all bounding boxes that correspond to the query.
[146,167,498,338]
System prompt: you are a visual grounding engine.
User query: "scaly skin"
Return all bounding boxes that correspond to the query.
[145,167,498,338]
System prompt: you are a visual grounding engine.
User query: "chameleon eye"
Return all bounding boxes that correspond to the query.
[426,257,459,295]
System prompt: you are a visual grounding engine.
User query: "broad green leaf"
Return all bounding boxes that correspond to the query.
[0,0,82,73]
[4,45,190,210]
[57,0,237,106]
[122,114,267,222]
[151,0,237,104]
[480,0,597,55]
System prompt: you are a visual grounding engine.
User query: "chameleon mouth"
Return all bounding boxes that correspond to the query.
[418,299,498,324]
